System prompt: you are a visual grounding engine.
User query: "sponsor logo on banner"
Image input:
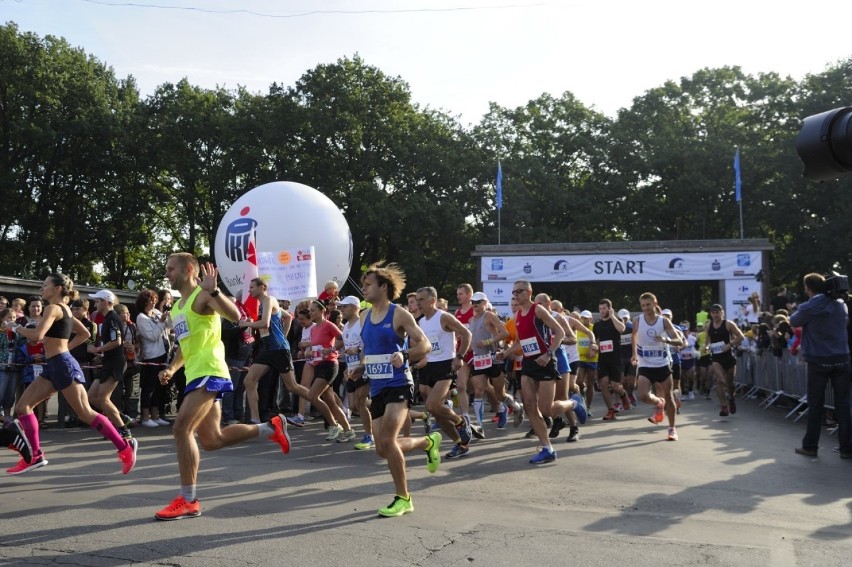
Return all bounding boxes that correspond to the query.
[737,254,751,267]
[552,259,569,274]
[491,259,504,271]
[224,215,258,263]
[668,257,685,272]
[711,260,721,271]
[523,263,532,275]
[492,287,507,297]
[488,274,507,281]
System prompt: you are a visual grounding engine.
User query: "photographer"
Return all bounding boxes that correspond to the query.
[791,273,851,458]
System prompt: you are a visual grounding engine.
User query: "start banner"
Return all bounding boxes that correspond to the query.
[481,251,762,283]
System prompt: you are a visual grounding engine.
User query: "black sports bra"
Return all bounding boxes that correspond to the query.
[45,305,74,339]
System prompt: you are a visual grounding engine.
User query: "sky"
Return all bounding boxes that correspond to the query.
[3,0,850,124]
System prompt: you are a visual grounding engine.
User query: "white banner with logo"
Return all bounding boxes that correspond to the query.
[482,282,513,318]
[724,279,760,327]
[481,251,762,282]
[258,246,317,300]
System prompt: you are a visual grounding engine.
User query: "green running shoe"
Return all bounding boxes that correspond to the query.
[377,495,413,517]
[425,432,442,473]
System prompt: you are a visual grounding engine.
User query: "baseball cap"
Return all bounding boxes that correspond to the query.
[661,308,673,317]
[617,309,630,319]
[471,291,488,302]
[580,310,592,318]
[337,295,361,307]
[709,303,724,312]
[89,289,116,303]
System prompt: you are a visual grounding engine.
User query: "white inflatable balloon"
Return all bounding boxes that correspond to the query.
[214,181,353,301]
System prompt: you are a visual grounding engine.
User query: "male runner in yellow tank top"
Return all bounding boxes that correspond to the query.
[155,253,291,521]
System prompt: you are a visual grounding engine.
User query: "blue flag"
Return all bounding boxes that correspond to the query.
[734,149,741,203]
[496,161,503,210]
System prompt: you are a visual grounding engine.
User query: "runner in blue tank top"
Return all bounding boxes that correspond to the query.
[359,262,441,518]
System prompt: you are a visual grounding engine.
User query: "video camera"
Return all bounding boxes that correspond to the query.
[824,271,849,299]
[796,107,852,181]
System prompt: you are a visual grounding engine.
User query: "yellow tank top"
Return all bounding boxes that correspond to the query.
[577,326,598,363]
[171,286,230,381]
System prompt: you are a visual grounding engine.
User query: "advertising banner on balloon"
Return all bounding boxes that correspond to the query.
[257,247,317,301]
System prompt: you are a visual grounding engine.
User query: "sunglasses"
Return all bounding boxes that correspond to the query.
[472,300,485,305]
[511,289,529,296]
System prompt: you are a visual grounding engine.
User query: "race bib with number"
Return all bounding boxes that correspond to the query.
[429,335,442,354]
[473,354,493,370]
[345,353,361,369]
[710,341,726,355]
[620,334,632,346]
[639,347,665,358]
[599,340,614,353]
[364,354,394,379]
[519,337,541,356]
[680,349,694,360]
[32,364,43,379]
[578,337,591,349]
[311,346,324,363]
[173,313,190,343]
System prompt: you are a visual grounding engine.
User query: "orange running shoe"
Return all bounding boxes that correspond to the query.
[118,438,137,474]
[647,398,665,424]
[602,408,616,421]
[155,495,201,521]
[268,414,291,454]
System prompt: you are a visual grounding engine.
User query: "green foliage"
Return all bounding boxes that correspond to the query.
[1,22,851,296]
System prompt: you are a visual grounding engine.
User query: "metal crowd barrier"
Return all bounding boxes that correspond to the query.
[736,349,836,425]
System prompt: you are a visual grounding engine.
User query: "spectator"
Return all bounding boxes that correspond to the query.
[317,280,339,303]
[16,329,45,425]
[791,273,851,458]
[135,290,171,428]
[0,308,17,421]
[221,295,254,425]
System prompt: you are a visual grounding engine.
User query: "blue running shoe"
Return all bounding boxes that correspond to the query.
[445,443,470,459]
[456,419,472,445]
[571,393,588,425]
[497,407,508,429]
[529,446,556,465]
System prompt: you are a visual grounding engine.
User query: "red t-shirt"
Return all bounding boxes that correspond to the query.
[309,320,342,365]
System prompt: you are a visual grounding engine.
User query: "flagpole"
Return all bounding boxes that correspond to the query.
[496,160,503,245]
[734,147,743,239]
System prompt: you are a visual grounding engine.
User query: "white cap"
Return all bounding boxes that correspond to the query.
[89,289,116,303]
[617,309,630,319]
[337,295,361,307]
[471,291,488,302]
[580,310,592,318]
[661,308,673,317]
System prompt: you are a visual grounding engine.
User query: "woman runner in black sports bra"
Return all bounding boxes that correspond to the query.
[3,273,137,476]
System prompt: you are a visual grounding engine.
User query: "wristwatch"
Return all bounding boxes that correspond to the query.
[455,353,464,360]
[209,289,220,298]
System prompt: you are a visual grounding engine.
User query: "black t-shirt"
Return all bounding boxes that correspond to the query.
[70,318,96,362]
[98,310,126,361]
[594,317,622,362]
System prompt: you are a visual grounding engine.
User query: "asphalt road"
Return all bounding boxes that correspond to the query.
[2,394,851,566]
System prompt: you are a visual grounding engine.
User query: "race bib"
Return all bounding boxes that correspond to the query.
[639,347,665,358]
[519,337,541,356]
[311,346,324,363]
[32,364,43,379]
[578,337,591,349]
[259,327,269,338]
[173,313,190,343]
[620,334,632,346]
[599,340,614,353]
[364,354,393,380]
[345,353,362,369]
[680,349,694,360]
[473,354,493,370]
[429,335,442,354]
[710,341,726,355]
